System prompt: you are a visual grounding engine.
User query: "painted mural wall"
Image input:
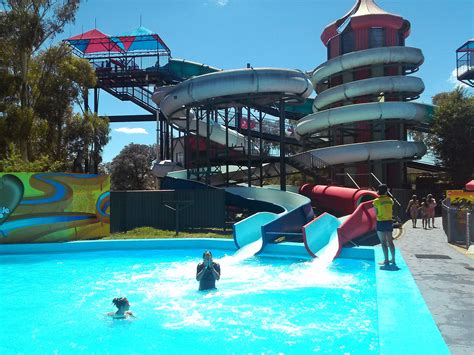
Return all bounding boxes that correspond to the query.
[0,173,110,243]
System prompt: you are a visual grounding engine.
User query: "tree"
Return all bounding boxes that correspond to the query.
[98,162,111,175]
[110,144,157,191]
[0,5,109,172]
[64,112,110,173]
[0,143,64,172]
[430,88,474,187]
[31,44,97,161]
[1,1,81,160]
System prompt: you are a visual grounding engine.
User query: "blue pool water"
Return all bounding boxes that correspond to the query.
[0,249,378,354]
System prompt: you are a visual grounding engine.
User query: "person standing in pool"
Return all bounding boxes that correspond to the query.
[196,250,220,291]
[373,184,396,266]
[107,297,135,319]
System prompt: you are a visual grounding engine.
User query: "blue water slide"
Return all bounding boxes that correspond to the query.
[225,186,314,252]
[302,213,342,258]
[161,176,314,253]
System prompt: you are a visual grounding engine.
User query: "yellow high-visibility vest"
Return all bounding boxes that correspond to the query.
[373,195,393,221]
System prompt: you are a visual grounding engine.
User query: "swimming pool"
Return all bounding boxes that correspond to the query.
[0,240,448,354]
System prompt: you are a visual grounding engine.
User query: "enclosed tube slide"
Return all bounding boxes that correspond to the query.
[291,140,426,167]
[311,46,424,89]
[312,76,425,111]
[154,86,250,149]
[299,184,378,216]
[296,47,431,138]
[157,68,313,116]
[297,102,431,135]
[292,44,430,174]
[153,68,312,149]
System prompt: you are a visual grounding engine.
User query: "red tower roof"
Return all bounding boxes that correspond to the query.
[321,0,411,46]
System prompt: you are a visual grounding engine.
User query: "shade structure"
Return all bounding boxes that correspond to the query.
[111,26,171,54]
[457,39,474,52]
[65,29,124,54]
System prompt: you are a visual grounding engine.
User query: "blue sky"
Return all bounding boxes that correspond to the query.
[62,0,474,162]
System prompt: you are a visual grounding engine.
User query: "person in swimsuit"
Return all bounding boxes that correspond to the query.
[426,194,437,228]
[196,250,220,291]
[419,199,429,229]
[406,195,420,228]
[107,297,134,319]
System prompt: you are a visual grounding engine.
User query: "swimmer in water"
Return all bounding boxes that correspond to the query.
[196,250,221,291]
[107,297,134,319]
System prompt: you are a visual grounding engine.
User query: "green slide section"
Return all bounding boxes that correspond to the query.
[163,58,220,80]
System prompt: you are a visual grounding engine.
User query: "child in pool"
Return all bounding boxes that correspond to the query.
[107,297,135,319]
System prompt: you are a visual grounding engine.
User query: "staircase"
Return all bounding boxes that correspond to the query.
[287,152,329,177]
[101,86,157,114]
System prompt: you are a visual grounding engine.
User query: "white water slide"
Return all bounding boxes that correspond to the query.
[153,68,313,150]
[153,49,430,169]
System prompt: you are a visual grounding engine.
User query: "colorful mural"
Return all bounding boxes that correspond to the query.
[0,173,110,243]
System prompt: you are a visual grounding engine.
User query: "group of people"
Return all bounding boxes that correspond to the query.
[108,250,221,320]
[406,194,437,229]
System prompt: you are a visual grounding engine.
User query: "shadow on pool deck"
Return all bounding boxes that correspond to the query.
[379,264,401,272]
[397,217,474,355]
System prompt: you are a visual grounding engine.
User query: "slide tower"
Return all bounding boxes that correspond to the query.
[295,0,431,188]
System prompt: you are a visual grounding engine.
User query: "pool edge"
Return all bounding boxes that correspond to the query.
[375,247,450,354]
[0,239,375,261]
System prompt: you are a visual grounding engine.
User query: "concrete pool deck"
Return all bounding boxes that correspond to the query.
[396,217,474,355]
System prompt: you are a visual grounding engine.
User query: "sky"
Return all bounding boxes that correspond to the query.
[61,0,474,163]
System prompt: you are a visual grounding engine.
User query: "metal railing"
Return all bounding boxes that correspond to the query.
[103,86,156,114]
[442,199,473,247]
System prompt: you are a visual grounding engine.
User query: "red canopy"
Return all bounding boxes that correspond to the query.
[65,29,124,54]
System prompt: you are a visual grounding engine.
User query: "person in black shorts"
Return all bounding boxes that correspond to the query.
[373,184,396,266]
[196,250,220,291]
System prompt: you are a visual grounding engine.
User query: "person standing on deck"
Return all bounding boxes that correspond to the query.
[373,184,396,266]
[406,195,420,228]
[426,194,437,228]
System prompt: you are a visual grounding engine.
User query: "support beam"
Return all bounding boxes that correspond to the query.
[102,114,156,122]
[279,99,286,191]
[94,88,99,114]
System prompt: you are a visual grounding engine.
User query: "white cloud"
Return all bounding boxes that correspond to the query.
[448,68,470,89]
[114,127,149,135]
[215,0,229,6]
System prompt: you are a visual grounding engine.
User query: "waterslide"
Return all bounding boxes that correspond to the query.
[299,185,378,258]
[161,58,315,116]
[292,46,432,166]
[153,44,430,258]
[160,174,314,255]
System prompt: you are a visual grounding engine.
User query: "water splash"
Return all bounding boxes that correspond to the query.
[219,239,262,266]
[311,232,340,269]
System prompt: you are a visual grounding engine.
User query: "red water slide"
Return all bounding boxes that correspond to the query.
[299,184,378,216]
[300,184,378,257]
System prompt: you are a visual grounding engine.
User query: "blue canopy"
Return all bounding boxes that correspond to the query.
[111,26,170,53]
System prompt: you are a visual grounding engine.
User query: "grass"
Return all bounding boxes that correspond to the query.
[104,226,233,240]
